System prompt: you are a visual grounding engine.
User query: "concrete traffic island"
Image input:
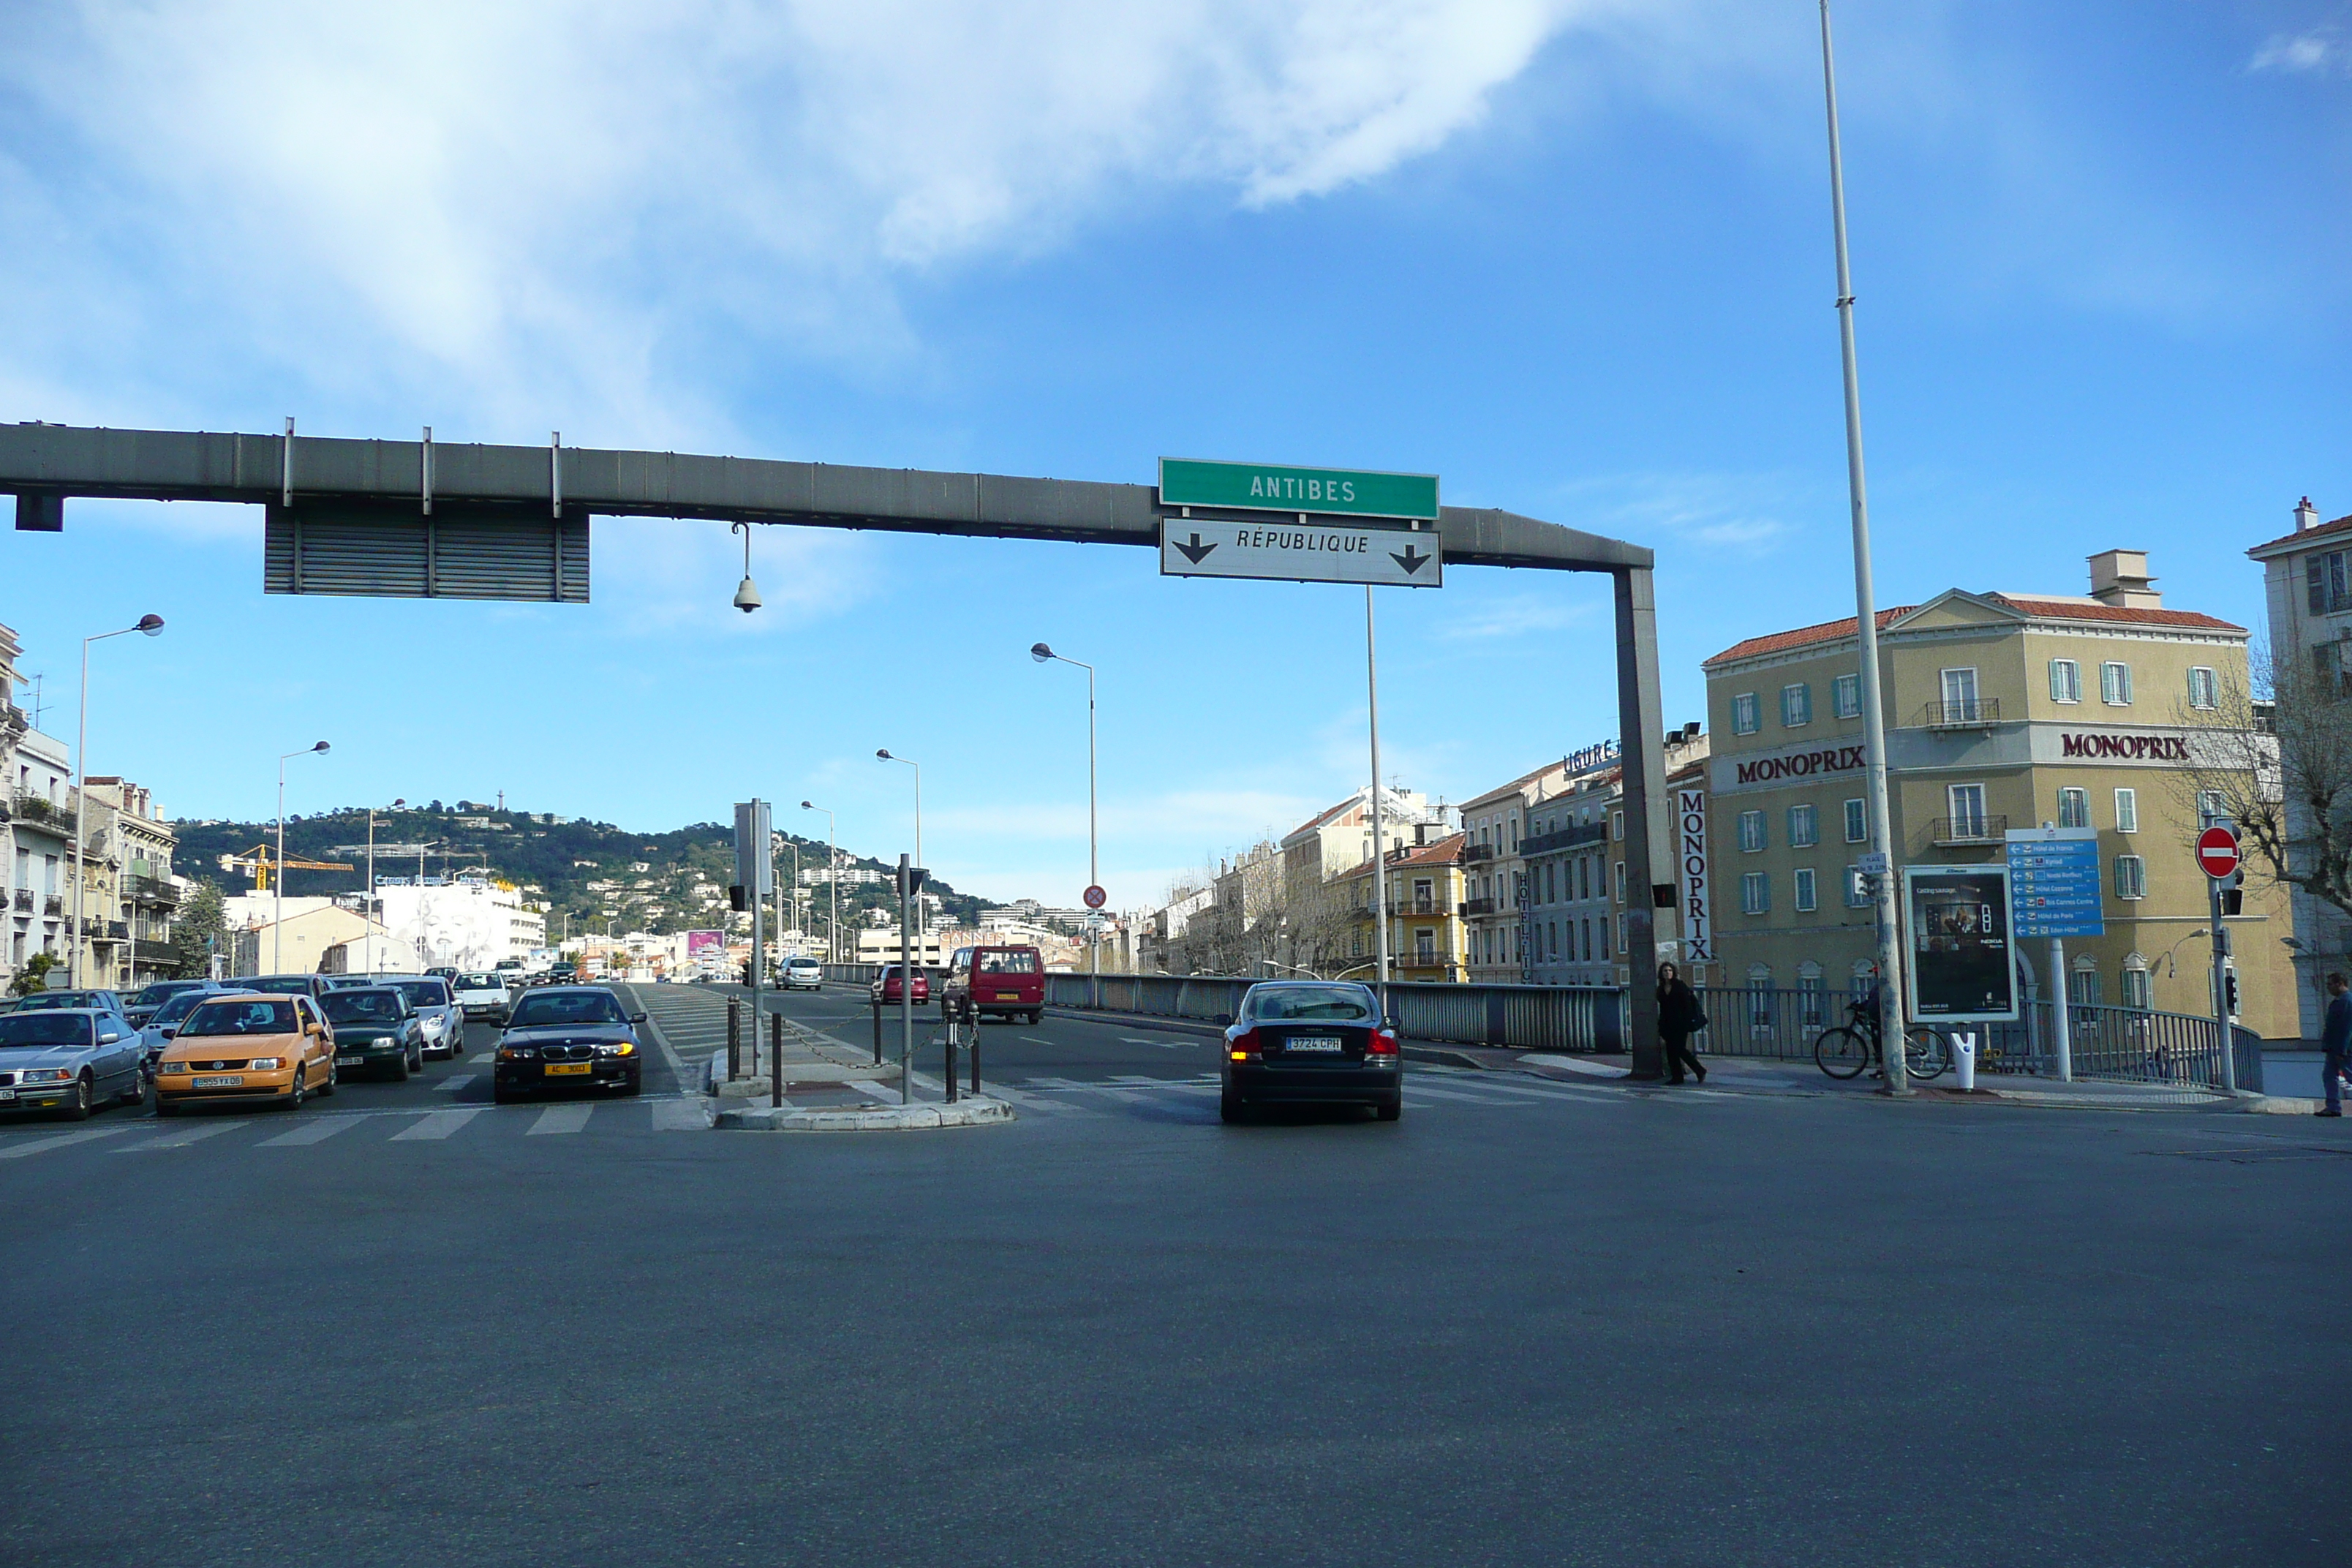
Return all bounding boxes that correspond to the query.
[714,1097,1014,1132]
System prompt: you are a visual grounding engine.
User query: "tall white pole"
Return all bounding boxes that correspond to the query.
[366,808,377,977]
[68,636,91,988]
[1087,660,1098,978]
[274,757,287,975]
[1365,587,1391,997]
[1820,0,1907,1094]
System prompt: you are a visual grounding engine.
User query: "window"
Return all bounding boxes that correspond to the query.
[2100,660,2133,706]
[1788,804,1819,848]
[2114,855,2146,900]
[1781,683,1812,728]
[2068,965,2103,1007]
[1738,810,1766,853]
[1844,798,1868,843]
[1844,865,1872,907]
[2196,790,2228,827]
[1746,967,1774,1028]
[2308,549,2351,615]
[2120,963,2152,1011]
[2114,788,2138,834]
[1548,921,1558,960]
[1833,673,1861,719]
[1947,783,1987,839]
[1794,868,1817,913]
[1615,862,1626,902]
[1798,969,1825,1028]
[1940,668,1980,722]
[2048,658,2081,704]
[1731,693,1760,734]
[1509,818,1518,853]
[1415,930,1436,965]
[1580,919,1592,962]
[2058,788,2089,829]
[2318,641,2350,693]
[1578,857,1590,901]
[1741,872,1770,915]
[2187,666,2217,709]
[1611,810,1624,842]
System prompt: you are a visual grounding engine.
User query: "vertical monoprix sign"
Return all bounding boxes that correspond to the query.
[1677,786,1711,967]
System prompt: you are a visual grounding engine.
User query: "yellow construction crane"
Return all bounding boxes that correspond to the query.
[219,845,354,892]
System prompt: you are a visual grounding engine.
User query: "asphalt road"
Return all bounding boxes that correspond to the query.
[3,983,2345,1567]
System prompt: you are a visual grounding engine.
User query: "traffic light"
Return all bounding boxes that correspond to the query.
[728,884,747,912]
[2223,967,2241,1019]
[2222,872,2243,917]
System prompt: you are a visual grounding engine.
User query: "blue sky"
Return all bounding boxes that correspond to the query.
[1,1,2347,911]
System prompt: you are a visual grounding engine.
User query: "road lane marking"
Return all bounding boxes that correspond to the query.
[0,1126,135,1159]
[984,1083,1088,1115]
[117,1120,248,1150]
[651,1098,709,1131]
[1028,1075,1145,1104]
[1019,1036,1057,1046]
[468,1051,496,1065]
[528,1104,592,1136]
[434,1074,478,1093]
[258,1115,371,1147]
[391,1108,483,1141]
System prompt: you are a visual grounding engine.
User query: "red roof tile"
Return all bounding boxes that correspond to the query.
[1333,832,1466,879]
[1703,593,2241,668]
[1703,608,1910,669]
[2247,511,2352,557]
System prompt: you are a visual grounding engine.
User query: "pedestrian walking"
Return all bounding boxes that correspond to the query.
[1658,962,1707,1084]
[2319,972,2350,1119]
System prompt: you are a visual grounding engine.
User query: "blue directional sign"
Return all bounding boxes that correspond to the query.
[2006,828,2103,938]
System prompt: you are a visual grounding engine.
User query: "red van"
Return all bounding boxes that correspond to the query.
[945,945,1044,1024]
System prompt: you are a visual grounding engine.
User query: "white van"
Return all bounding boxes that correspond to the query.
[782,957,823,992]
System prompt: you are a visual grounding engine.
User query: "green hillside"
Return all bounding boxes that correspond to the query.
[170,801,990,940]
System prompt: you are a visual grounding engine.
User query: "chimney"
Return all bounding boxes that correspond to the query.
[2087,549,2162,609]
[2296,497,2321,533]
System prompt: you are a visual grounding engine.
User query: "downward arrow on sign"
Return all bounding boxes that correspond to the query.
[1175,532,1218,565]
[1390,543,1431,576]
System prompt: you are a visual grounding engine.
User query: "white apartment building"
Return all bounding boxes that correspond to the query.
[372,878,547,972]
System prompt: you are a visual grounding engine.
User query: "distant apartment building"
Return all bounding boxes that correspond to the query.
[1700,550,2296,1037]
[1518,727,1711,989]
[1279,785,1451,975]
[1331,827,1468,981]
[2247,497,2352,1037]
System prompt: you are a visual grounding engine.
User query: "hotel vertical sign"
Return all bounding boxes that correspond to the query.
[1677,786,1712,966]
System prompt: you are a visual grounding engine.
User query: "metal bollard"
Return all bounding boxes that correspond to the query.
[943,1018,959,1104]
[1952,1030,1976,1093]
[870,1003,883,1066]
[726,998,741,1082]
[968,1002,981,1098]
[770,1011,784,1109]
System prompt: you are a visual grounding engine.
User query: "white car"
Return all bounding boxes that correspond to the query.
[452,971,513,1023]
[782,957,823,991]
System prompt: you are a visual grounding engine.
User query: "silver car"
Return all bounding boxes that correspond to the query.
[377,976,468,1060]
[0,1008,145,1118]
[135,982,239,1075]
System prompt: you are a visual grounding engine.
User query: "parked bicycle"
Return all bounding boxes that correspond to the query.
[1814,996,1950,1082]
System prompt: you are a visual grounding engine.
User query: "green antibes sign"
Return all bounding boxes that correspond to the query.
[1158,458,1439,521]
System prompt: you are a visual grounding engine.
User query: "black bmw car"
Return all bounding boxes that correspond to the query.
[1220,980,1401,1123]
[493,986,647,1104]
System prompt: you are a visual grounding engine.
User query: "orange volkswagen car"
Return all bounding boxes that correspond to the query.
[153,992,338,1115]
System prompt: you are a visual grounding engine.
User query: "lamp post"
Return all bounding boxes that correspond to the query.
[67,614,163,987]
[364,798,404,976]
[802,802,837,965]
[1030,642,1099,977]
[876,750,921,912]
[274,741,331,973]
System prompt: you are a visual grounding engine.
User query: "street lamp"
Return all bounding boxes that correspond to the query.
[67,613,163,988]
[802,801,837,965]
[274,741,331,973]
[1030,641,1099,978]
[875,748,921,888]
[364,798,404,976]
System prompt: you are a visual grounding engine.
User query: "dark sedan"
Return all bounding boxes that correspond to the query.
[320,987,426,1081]
[493,987,647,1104]
[1219,980,1401,1123]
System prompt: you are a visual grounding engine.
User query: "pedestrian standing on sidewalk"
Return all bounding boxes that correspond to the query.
[2319,973,2350,1119]
[1658,962,1706,1085]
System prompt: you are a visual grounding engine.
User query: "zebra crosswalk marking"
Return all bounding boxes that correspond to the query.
[528,1104,593,1136]
[118,1120,246,1151]
[258,1115,372,1147]
[434,1074,478,1093]
[391,1108,483,1141]
[651,1098,709,1131]
[0,1126,134,1160]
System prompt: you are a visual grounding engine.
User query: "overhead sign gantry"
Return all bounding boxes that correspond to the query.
[0,418,1679,1077]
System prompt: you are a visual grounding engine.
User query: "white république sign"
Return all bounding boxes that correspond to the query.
[1159,518,1443,588]
[1677,786,1711,965]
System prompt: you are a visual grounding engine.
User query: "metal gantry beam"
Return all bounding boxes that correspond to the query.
[1,419,1671,1077]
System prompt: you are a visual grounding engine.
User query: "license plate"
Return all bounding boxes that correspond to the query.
[336,1055,363,1066]
[544,1062,592,1076]
[1284,1037,1343,1053]
[191,1075,244,1088]
[995,991,1019,1001]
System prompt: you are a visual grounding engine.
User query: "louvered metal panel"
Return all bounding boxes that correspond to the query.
[263,503,589,602]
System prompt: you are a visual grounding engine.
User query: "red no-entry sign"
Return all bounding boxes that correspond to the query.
[2195,826,2241,881]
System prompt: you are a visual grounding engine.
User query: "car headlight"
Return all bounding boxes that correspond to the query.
[596,1043,636,1057]
[157,1060,189,1074]
[248,1057,282,1070]
[19,1068,73,1084]
[420,1017,444,1036]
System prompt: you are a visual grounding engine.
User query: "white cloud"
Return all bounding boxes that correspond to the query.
[1558,471,1809,555]
[2251,28,2347,75]
[1436,592,1593,641]
[0,0,1689,438]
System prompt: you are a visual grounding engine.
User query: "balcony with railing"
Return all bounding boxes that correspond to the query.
[1458,896,1500,918]
[1518,820,1608,859]
[42,894,63,916]
[1927,813,2008,847]
[1914,697,2001,731]
[1462,843,1496,864]
[9,790,71,830]
[125,872,179,905]
[10,888,29,913]
[132,938,178,966]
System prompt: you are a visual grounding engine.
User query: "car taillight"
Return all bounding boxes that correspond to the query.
[1229,1028,1262,1062]
[1367,1028,1399,1057]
